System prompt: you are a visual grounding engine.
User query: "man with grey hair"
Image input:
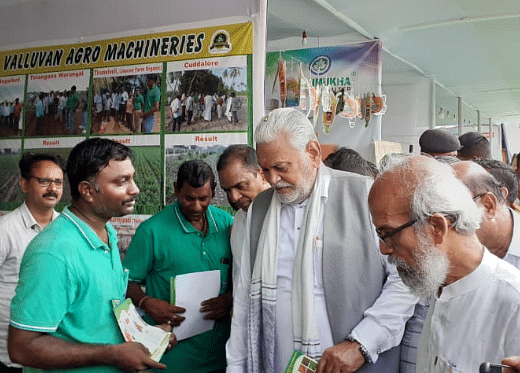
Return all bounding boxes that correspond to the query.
[227,108,417,373]
[453,160,520,267]
[369,155,520,373]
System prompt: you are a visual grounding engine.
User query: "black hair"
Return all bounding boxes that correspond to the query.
[475,158,518,205]
[176,160,216,193]
[324,147,378,178]
[217,144,260,176]
[19,153,65,180]
[66,138,133,200]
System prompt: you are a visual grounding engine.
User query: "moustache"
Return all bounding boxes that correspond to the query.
[122,197,137,204]
[43,192,59,199]
[273,181,294,190]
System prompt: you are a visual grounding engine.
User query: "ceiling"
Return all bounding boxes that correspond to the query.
[266,0,520,125]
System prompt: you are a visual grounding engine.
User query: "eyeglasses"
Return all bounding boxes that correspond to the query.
[29,176,64,188]
[472,192,488,201]
[376,218,418,247]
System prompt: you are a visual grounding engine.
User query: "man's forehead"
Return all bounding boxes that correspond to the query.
[220,162,256,186]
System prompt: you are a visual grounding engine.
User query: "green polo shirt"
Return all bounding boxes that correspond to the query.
[123,201,233,373]
[133,94,144,110]
[143,85,160,113]
[65,92,79,110]
[10,206,128,373]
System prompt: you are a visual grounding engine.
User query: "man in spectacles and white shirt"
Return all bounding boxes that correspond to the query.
[0,152,64,372]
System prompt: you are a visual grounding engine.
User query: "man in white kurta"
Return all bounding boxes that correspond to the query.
[369,155,520,373]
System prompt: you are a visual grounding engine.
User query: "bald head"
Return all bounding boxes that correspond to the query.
[451,161,506,205]
[452,160,512,258]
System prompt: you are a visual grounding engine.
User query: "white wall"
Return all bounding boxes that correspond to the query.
[381,71,433,155]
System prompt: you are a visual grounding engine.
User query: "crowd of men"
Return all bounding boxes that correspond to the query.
[3,109,520,373]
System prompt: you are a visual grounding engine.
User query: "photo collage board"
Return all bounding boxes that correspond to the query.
[0,22,253,255]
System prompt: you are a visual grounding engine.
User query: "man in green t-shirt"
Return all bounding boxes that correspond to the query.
[8,138,176,373]
[124,160,233,373]
[65,85,80,135]
[140,75,160,133]
[132,87,144,133]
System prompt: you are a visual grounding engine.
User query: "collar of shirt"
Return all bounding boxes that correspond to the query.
[437,248,493,300]
[19,201,59,232]
[61,206,118,251]
[173,200,218,235]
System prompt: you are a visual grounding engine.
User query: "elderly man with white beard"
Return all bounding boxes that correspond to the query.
[368,155,520,373]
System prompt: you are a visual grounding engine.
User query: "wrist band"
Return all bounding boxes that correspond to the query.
[345,335,371,363]
[138,295,151,309]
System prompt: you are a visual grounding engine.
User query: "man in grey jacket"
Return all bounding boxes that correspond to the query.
[226,108,417,373]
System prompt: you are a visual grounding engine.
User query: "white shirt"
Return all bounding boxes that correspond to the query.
[0,202,58,366]
[417,249,520,373]
[504,208,520,269]
[170,98,181,118]
[227,172,417,372]
[230,209,248,293]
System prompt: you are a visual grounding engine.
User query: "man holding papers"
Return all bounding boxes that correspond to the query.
[124,160,233,373]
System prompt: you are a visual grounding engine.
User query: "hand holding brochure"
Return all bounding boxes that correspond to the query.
[285,350,318,373]
[170,270,220,341]
[112,299,170,362]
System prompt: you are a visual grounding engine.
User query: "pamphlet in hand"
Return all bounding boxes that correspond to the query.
[285,350,318,373]
[112,299,170,362]
[170,270,220,341]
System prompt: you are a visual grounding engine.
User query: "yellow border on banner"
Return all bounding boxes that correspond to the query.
[0,22,253,76]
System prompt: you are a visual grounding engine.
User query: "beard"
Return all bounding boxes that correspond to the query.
[388,231,450,297]
[273,157,315,204]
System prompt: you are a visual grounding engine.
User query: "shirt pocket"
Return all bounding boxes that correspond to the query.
[434,355,464,373]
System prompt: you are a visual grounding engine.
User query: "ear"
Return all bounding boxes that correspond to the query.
[479,192,498,219]
[19,177,28,193]
[428,213,451,245]
[77,180,95,202]
[500,187,509,201]
[306,139,322,168]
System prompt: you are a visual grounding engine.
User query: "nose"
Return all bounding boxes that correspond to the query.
[129,179,140,196]
[379,239,393,256]
[228,188,241,203]
[264,170,280,186]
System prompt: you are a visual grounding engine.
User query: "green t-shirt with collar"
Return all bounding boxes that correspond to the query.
[123,201,233,373]
[10,206,128,373]
[143,85,160,113]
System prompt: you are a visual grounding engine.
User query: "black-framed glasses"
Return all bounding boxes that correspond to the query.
[29,176,64,188]
[376,218,418,246]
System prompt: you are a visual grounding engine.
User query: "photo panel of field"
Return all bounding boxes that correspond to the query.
[164,132,248,209]
[92,64,163,135]
[165,56,248,133]
[110,214,151,261]
[0,76,25,138]
[25,70,90,137]
[131,145,161,215]
[0,139,22,207]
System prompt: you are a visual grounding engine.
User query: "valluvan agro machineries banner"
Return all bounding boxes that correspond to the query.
[0,22,253,76]
[265,40,384,162]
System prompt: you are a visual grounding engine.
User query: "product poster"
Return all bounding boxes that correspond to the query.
[0,76,25,138]
[265,41,383,162]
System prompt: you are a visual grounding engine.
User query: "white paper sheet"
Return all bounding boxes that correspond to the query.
[172,270,221,341]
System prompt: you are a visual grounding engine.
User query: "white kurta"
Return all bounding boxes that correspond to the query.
[417,248,520,373]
